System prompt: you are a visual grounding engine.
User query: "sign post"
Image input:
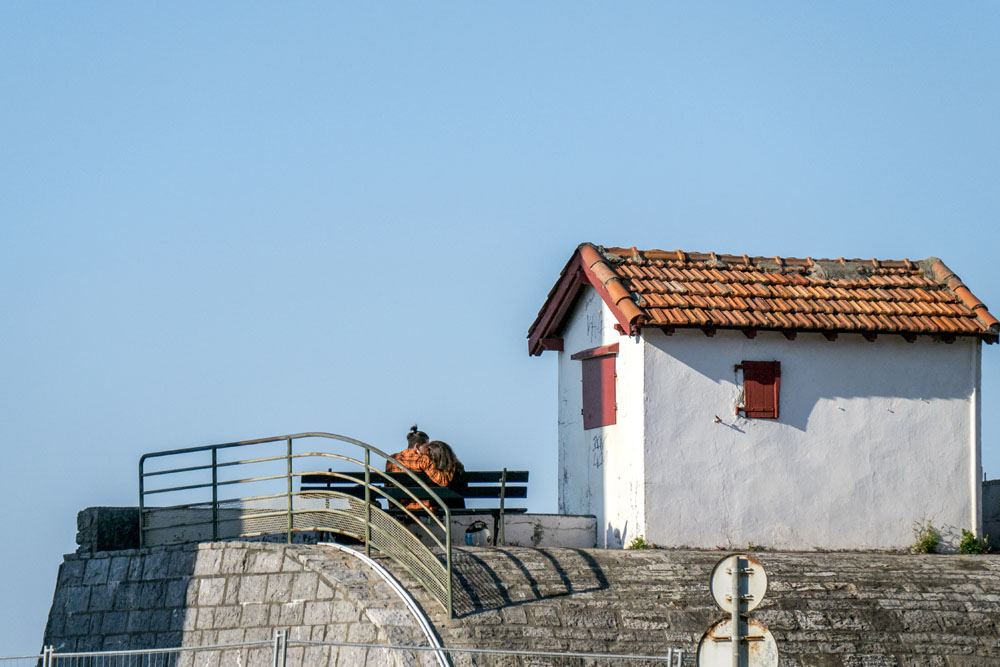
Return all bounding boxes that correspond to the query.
[698,553,778,667]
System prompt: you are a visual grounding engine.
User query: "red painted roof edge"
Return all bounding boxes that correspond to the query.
[527,250,586,356]
[926,258,1000,336]
[527,243,647,356]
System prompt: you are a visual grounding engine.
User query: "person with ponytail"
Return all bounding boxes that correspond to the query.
[386,425,429,474]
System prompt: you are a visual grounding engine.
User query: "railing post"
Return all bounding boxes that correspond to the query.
[364,448,371,558]
[211,448,219,541]
[272,629,287,667]
[286,437,293,544]
[497,467,507,546]
[446,506,453,619]
[138,458,145,549]
[42,645,54,667]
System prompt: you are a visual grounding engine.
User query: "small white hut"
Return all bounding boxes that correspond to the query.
[528,243,998,550]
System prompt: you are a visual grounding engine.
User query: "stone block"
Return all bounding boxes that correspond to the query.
[220,578,240,605]
[63,586,91,614]
[238,574,267,603]
[165,580,188,608]
[156,630,182,647]
[64,612,96,635]
[244,627,272,642]
[240,603,269,627]
[142,551,169,580]
[193,548,223,576]
[250,549,284,573]
[197,577,227,606]
[365,608,413,626]
[347,622,378,643]
[278,600,304,625]
[75,635,102,652]
[303,645,331,666]
[170,608,188,631]
[182,609,199,632]
[213,605,241,628]
[291,572,318,599]
[45,613,67,637]
[108,556,131,583]
[82,557,111,585]
[57,560,86,587]
[127,556,145,581]
[283,556,304,572]
[303,600,333,625]
[101,611,128,635]
[217,628,245,644]
[195,608,215,630]
[220,548,249,574]
[88,585,114,611]
[149,609,172,632]
[265,573,293,602]
[127,609,151,632]
[102,634,130,651]
[189,647,221,667]
[167,550,196,577]
[140,580,167,608]
[317,581,334,599]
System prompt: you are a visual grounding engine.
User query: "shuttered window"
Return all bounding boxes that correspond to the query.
[738,360,780,419]
[571,344,618,430]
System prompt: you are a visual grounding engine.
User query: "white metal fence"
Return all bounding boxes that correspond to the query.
[11,630,693,666]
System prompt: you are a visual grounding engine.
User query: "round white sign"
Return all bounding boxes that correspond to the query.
[697,617,778,667]
[709,553,768,613]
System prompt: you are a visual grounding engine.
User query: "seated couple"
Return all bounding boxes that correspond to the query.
[386,425,466,510]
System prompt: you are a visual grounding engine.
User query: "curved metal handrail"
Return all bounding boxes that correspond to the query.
[139,432,454,617]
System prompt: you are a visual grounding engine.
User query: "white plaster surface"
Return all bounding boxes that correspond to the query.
[553,287,982,551]
[641,328,980,551]
[501,513,597,548]
[557,288,645,547]
[413,513,597,549]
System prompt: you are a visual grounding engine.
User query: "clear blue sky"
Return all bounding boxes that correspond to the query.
[2,2,998,655]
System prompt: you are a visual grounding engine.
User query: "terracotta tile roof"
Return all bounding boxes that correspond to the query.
[528,243,999,355]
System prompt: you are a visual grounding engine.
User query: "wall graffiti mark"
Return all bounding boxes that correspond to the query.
[592,434,604,468]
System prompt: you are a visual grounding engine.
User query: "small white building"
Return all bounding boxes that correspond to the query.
[528,243,998,551]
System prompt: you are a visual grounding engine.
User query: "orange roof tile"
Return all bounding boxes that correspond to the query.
[527,243,999,355]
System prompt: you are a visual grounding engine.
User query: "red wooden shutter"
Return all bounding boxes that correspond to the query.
[741,361,780,419]
[571,344,619,430]
[581,356,616,429]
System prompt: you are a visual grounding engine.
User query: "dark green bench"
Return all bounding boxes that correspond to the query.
[299,469,528,544]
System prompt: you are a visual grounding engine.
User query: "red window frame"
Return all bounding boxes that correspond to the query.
[737,360,780,419]
[571,344,618,430]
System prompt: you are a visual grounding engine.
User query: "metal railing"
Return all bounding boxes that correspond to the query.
[139,432,454,617]
[24,631,693,665]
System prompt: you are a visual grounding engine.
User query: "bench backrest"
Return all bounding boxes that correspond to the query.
[300,470,529,500]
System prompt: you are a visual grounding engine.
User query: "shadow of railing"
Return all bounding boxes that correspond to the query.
[449,547,609,617]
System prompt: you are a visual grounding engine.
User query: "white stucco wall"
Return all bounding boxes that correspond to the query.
[557,287,645,547]
[641,328,981,551]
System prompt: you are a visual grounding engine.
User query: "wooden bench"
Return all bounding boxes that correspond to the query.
[299,469,528,545]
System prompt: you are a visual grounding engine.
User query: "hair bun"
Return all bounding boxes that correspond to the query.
[410,424,419,433]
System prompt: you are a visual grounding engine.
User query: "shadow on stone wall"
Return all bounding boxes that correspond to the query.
[450,547,608,617]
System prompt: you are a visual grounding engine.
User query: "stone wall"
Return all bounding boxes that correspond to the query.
[43,541,436,666]
[384,546,1000,666]
[50,512,1000,666]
